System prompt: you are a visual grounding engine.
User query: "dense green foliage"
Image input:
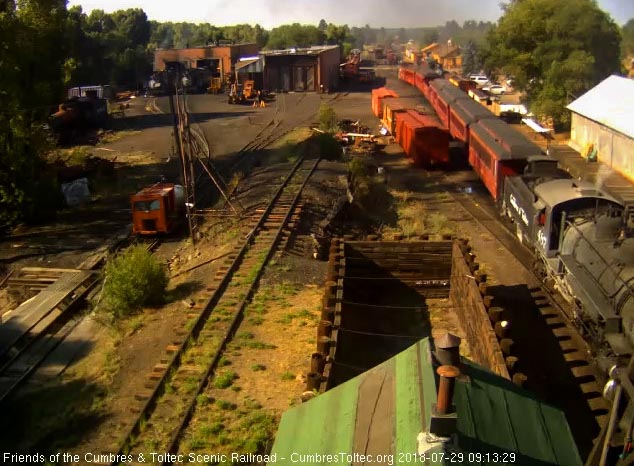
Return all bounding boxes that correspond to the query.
[623,19,634,58]
[102,245,168,316]
[0,0,67,226]
[485,0,622,126]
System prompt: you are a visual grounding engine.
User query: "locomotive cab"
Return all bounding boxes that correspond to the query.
[131,183,184,235]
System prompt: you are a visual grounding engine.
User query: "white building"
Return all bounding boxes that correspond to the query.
[567,75,634,180]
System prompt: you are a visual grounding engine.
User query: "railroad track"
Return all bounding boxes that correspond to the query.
[0,235,160,405]
[93,155,320,466]
[449,185,611,433]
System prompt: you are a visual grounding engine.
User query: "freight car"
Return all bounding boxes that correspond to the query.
[395,110,449,167]
[371,87,399,118]
[131,183,185,235]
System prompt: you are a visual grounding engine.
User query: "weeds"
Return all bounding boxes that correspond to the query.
[251,364,266,372]
[245,341,277,350]
[218,356,232,367]
[216,399,236,410]
[102,245,168,317]
[213,371,238,389]
[281,372,295,381]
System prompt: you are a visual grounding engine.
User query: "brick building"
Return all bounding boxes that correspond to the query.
[153,43,260,82]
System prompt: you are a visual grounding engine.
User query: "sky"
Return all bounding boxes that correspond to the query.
[67,0,634,28]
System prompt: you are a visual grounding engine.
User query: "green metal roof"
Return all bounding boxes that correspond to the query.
[268,338,582,466]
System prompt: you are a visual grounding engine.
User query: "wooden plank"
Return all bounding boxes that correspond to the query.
[19,267,81,274]
[0,271,93,357]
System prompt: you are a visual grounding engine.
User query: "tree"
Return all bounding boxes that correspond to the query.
[0,0,68,225]
[421,28,439,46]
[318,19,327,31]
[623,19,634,57]
[462,40,482,75]
[266,23,325,49]
[485,0,621,126]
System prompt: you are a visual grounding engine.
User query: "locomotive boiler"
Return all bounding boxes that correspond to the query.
[502,156,630,367]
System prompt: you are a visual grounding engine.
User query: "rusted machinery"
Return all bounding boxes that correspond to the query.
[49,94,108,143]
[130,183,185,235]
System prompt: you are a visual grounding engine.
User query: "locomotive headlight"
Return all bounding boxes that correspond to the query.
[603,379,618,401]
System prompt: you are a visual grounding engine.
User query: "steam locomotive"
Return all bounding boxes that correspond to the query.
[396,66,633,372]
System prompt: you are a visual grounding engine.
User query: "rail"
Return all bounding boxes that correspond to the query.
[108,155,320,464]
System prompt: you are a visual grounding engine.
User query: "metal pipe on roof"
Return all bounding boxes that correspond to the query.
[436,365,460,415]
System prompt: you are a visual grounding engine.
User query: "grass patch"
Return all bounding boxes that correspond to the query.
[99,129,140,144]
[251,364,266,372]
[218,356,232,367]
[281,372,295,381]
[245,341,277,350]
[213,371,238,389]
[216,399,236,410]
[196,394,210,407]
[396,202,455,236]
[199,421,224,437]
[248,316,264,325]
[277,308,314,324]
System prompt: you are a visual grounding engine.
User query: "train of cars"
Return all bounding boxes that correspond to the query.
[390,65,634,375]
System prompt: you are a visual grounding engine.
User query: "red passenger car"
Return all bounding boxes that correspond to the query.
[468,120,542,200]
[448,98,497,143]
[429,80,470,129]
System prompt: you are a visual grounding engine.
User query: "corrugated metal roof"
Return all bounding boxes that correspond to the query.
[235,57,263,73]
[268,338,582,466]
[567,75,634,139]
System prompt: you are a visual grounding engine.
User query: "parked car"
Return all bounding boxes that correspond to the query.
[483,84,506,95]
[469,75,489,86]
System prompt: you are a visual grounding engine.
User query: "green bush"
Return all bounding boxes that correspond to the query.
[318,104,338,133]
[315,133,342,160]
[102,245,168,316]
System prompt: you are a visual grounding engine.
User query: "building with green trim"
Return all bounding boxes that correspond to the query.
[268,338,582,466]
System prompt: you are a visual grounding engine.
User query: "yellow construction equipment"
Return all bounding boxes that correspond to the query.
[207,77,223,94]
[243,80,255,99]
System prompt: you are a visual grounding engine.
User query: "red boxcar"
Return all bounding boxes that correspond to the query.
[395,110,450,167]
[398,67,415,86]
[448,97,497,143]
[382,97,422,135]
[371,87,399,118]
